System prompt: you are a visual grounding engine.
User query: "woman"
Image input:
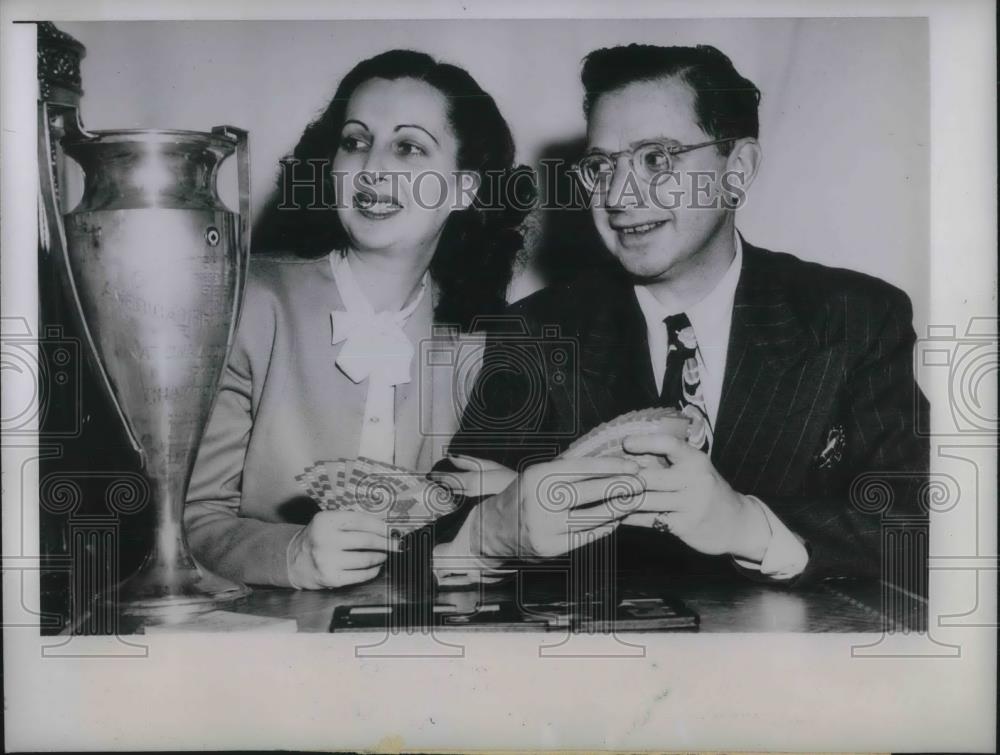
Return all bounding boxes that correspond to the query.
[185,50,533,590]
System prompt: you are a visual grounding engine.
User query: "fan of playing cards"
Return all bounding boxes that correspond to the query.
[561,407,691,464]
[295,457,459,533]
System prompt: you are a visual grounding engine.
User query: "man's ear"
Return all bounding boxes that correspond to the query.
[722,138,762,207]
[453,170,481,211]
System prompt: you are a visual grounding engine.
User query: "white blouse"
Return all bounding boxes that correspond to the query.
[329,253,428,464]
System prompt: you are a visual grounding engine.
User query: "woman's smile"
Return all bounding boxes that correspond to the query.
[353,189,404,220]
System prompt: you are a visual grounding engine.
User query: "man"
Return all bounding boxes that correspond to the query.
[437,44,928,586]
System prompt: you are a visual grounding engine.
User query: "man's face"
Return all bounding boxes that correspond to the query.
[585,77,734,283]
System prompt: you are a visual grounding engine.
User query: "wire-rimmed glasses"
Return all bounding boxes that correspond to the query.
[572,137,736,191]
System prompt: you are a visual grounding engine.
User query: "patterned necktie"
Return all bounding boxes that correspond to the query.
[660,313,713,453]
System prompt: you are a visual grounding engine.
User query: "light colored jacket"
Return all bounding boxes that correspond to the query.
[184,253,483,587]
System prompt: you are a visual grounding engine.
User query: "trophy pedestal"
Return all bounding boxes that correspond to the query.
[120,560,251,624]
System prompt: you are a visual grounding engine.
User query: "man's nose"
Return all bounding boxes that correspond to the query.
[603,157,639,211]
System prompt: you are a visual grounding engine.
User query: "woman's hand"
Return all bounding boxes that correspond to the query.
[287,510,398,590]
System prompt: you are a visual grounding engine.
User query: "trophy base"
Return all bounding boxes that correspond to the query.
[119,564,252,624]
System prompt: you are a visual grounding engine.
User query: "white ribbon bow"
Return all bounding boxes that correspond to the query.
[329,253,427,386]
[331,309,415,385]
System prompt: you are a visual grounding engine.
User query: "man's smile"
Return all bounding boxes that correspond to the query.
[609,218,671,238]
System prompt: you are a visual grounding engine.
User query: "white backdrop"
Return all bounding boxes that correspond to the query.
[60,17,929,332]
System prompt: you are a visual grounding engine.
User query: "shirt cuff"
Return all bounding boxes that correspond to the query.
[732,495,809,580]
[431,509,511,586]
[285,526,308,590]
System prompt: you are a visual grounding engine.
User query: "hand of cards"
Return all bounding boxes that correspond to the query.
[295,457,459,534]
[560,407,690,465]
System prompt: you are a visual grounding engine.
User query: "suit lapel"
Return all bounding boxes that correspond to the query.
[713,243,817,486]
[574,276,658,430]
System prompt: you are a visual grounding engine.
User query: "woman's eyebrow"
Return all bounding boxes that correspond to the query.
[394,124,440,146]
[343,119,369,131]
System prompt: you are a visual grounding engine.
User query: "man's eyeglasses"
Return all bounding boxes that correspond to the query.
[571,137,736,191]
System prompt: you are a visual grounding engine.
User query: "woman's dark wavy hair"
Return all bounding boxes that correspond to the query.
[277,49,535,332]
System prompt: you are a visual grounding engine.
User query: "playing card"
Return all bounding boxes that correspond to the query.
[314,465,335,505]
[561,408,690,462]
[297,456,459,534]
[293,469,315,504]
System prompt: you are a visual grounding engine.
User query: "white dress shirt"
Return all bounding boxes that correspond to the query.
[632,233,809,580]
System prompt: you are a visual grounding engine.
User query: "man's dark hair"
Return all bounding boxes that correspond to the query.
[581,44,761,154]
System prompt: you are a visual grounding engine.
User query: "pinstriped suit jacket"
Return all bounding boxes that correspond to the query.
[447,241,930,584]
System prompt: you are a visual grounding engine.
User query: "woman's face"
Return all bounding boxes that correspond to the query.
[333,76,471,259]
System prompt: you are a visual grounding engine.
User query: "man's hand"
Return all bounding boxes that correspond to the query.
[430,454,518,498]
[469,456,644,560]
[287,510,398,590]
[621,433,771,561]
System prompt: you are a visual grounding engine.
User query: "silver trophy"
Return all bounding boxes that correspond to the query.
[38,92,253,621]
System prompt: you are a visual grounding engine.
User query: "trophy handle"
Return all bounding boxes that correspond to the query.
[38,101,146,463]
[212,125,251,343]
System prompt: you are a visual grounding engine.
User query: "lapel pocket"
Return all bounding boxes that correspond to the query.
[813,423,846,469]
[716,344,846,492]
